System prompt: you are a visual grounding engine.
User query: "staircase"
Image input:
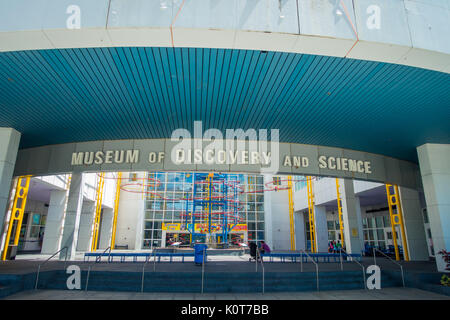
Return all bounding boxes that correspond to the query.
[0,273,36,298]
[33,270,403,293]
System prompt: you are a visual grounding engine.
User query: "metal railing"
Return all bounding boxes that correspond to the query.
[95,246,112,263]
[299,249,319,291]
[201,247,206,294]
[141,249,157,293]
[85,246,111,292]
[255,249,265,294]
[373,247,405,287]
[339,248,366,289]
[35,247,68,290]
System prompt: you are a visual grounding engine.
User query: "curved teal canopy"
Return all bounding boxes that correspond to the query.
[0,47,449,162]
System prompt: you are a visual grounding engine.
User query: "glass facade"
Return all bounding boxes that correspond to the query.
[326,213,398,249]
[143,172,265,249]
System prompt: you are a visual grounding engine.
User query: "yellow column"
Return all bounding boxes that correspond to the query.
[1,176,31,260]
[90,173,105,252]
[306,176,317,253]
[288,176,295,251]
[386,184,410,261]
[110,172,122,249]
[335,179,345,246]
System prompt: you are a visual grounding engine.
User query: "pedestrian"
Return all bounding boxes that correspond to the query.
[336,240,342,252]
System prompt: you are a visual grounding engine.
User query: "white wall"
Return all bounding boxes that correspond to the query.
[294,177,339,211]
[34,174,68,191]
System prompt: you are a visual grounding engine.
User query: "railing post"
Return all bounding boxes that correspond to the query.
[201,248,206,294]
[262,255,265,295]
[85,265,91,291]
[64,247,68,270]
[255,247,258,272]
[34,265,41,290]
[400,265,405,287]
[300,252,303,272]
[362,266,366,290]
[141,265,145,293]
[316,264,319,291]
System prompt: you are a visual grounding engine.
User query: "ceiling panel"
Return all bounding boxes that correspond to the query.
[0,47,449,162]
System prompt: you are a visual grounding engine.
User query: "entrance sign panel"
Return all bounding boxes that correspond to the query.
[162,223,181,232]
[14,138,420,189]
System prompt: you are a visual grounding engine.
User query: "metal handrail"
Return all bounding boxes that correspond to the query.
[201,247,206,294]
[35,246,68,290]
[373,247,405,287]
[299,249,319,291]
[256,249,265,294]
[85,246,111,292]
[339,248,366,289]
[141,249,157,293]
[95,246,112,263]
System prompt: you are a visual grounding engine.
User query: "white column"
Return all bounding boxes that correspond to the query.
[76,200,95,252]
[41,190,66,254]
[59,173,84,260]
[314,205,328,253]
[417,143,450,272]
[0,128,20,238]
[398,186,429,261]
[98,207,113,250]
[294,211,305,251]
[268,189,290,250]
[340,178,364,254]
[115,172,145,249]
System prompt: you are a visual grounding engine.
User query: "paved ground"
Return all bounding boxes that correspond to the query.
[3,287,449,300]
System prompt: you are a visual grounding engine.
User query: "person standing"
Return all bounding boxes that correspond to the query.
[259,241,271,254]
[336,240,342,252]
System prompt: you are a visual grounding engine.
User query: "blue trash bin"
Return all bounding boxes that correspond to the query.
[194,244,207,265]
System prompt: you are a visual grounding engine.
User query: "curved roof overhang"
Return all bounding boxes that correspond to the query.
[0,0,449,164]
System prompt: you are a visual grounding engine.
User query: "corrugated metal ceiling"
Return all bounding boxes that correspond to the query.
[0,47,449,162]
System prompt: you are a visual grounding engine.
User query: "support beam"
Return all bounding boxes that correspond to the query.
[59,173,84,260]
[417,143,450,272]
[386,184,410,261]
[287,176,295,251]
[110,172,122,249]
[335,178,345,247]
[1,176,30,260]
[306,176,317,252]
[91,173,105,251]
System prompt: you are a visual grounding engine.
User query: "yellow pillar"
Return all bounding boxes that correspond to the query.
[1,176,31,260]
